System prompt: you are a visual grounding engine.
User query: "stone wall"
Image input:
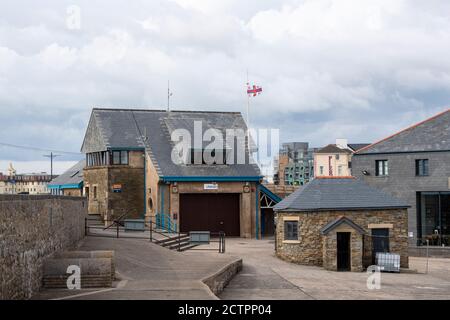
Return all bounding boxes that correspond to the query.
[0,195,87,299]
[322,227,363,272]
[84,165,145,221]
[275,209,409,270]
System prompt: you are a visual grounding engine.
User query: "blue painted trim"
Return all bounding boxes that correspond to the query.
[255,184,260,240]
[48,182,83,190]
[162,176,263,182]
[258,184,282,203]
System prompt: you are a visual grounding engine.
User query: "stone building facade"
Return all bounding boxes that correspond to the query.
[83,150,145,221]
[274,177,409,272]
[275,209,409,271]
[81,108,263,237]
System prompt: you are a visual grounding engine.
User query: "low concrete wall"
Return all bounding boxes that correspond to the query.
[43,257,112,288]
[54,250,115,279]
[0,195,87,299]
[202,258,243,296]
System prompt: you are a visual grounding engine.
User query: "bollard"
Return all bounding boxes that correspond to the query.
[150,220,153,242]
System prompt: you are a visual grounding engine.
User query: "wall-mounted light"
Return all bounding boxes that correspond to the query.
[362,170,370,176]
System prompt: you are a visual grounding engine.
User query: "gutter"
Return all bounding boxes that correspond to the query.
[161,176,263,183]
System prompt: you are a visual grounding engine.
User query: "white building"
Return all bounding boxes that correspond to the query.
[0,163,53,195]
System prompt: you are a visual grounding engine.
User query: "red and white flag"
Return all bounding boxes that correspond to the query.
[247,83,263,97]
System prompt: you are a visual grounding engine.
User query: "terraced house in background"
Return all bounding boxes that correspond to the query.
[352,109,450,248]
[81,108,282,238]
[0,163,53,195]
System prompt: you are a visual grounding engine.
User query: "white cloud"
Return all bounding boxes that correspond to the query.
[0,0,449,165]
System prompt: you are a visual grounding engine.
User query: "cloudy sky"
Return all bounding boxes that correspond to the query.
[1,0,449,174]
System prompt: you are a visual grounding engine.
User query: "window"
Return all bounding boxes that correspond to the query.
[338,165,343,176]
[284,221,298,240]
[112,151,129,165]
[336,154,340,160]
[319,166,324,175]
[86,151,109,167]
[375,160,388,176]
[416,159,429,176]
[93,186,97,199]
[189,148,227,165]
[418,192,450,246]
[121,151,129,164]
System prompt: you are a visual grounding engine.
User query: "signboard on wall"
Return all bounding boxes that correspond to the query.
[113,184,122,193]
[204,183,218,190]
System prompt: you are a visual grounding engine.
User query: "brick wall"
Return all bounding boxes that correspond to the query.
[0,195,87,299]
[275,209,409,270]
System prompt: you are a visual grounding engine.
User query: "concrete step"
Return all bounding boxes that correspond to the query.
[166,240,192,250]
[158,238,190,248]
[170,242,199,251]
[154,234,189,245]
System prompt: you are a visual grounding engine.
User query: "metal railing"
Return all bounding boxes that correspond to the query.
[85,216,152,240]
[84,216,225,253]
[187,231,226,254]
[416,235,450,247]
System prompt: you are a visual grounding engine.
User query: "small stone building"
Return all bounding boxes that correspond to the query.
[273,177,409,271]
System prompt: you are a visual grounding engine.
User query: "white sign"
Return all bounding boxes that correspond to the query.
[204,183,218,190]
[408,232,414,238]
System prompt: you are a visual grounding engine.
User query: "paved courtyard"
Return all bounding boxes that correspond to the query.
[33,236,450,300]
[33,236,239,300]
[216,238,450,300]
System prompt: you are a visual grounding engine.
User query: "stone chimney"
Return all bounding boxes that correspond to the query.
[336,138,348,150]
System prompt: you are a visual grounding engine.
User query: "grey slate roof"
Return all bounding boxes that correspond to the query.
[315,144,353,154]
[348,143,370,152]
[81,108,261,178]
[357,109,450,154]
[320,216,366,235]
[48,160,84,187]
[273,177,409,212]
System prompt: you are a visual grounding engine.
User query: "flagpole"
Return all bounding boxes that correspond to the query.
[246,69,250,150]
[167,80,170,112]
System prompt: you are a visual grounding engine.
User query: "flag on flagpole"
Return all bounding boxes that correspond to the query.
[247,83,263,97]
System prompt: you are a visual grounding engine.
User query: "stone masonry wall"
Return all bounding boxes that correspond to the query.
[275,209,409,270]
[84,166,144,221]
[322,227,363,272]
[0,195,87,299]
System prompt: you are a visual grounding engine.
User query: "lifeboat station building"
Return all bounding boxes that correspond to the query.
[80,108,280,238]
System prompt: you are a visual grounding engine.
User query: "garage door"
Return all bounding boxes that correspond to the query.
[179,193,240,236]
